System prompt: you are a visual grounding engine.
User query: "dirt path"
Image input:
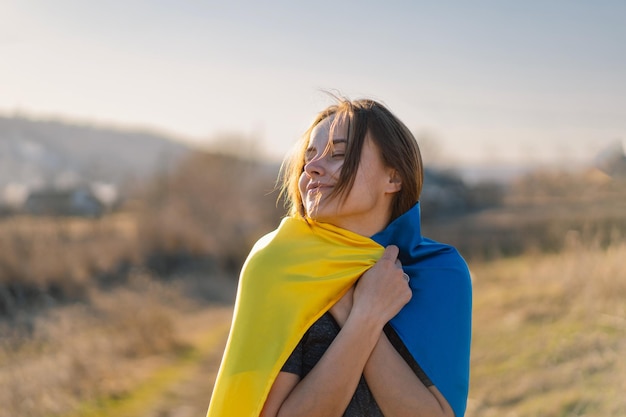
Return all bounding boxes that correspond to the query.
[137,322,228,417]
[65,306,233,417]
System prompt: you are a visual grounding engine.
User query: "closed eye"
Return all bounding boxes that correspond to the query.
[304,139,347,163]
[331,139,347,159]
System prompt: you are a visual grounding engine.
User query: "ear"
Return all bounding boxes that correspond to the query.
[385,169,402,193]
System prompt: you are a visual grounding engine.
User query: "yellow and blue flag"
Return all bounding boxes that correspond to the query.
[207,202,472,417]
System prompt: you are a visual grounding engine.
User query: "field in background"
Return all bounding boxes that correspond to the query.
[1,151,625,417]
[423,168,626,259]
[467,242,626,417]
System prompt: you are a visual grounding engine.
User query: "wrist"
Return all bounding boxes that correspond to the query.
[346,304,387,334]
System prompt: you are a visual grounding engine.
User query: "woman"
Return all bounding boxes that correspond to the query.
[207,98,472,417]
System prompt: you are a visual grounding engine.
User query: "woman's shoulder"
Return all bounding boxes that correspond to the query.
[416,237,469,271]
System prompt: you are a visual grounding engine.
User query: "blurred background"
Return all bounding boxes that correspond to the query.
[1,1,625,416]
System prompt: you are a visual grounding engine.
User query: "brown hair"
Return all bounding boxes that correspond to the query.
[279,97,423,223]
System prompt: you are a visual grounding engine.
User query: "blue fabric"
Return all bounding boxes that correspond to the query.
[372,202,472,417]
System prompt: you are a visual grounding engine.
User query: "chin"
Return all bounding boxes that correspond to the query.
[305,208,322,220]
[304,205,325,221]
[304,199,338,223]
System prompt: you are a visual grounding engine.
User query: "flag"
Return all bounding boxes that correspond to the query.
[207,203,472,417]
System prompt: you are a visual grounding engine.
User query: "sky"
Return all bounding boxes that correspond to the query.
[2,0,625,167]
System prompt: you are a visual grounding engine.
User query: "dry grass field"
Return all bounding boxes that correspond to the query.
[1,155,624,417]
[3,240,624,417]
[467,242,626,417]
[0,213,139,306]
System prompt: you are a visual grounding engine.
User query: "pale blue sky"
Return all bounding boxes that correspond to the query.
[2,1,625,166]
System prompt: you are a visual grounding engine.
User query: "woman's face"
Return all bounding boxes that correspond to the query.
[298,115,400,236]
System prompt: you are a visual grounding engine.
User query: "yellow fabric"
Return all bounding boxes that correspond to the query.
[206,216,384,417]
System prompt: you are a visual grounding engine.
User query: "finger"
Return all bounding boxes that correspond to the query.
[395,259,402,268]
[380,245,399,261]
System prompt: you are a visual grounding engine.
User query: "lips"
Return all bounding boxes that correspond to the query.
[306,182,333,192]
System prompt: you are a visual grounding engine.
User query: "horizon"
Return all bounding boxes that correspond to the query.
[4,110,618,183]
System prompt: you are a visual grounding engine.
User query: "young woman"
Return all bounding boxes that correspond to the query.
[207,98,472,417]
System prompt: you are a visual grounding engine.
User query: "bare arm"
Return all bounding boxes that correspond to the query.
[330,277,454,417]
[261,245,409,417]
[363,333,455,417]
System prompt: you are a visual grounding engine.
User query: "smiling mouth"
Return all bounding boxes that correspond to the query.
[307,186,332,197]
[307,182,333,192]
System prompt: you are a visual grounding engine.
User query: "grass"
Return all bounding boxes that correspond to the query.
[62,314,231,417]
[6,241,624,417]
[467,242,626,417]
[0,271,231,417]
[0,213,140,312]
[1,162,624,417]
[0,151,282,315]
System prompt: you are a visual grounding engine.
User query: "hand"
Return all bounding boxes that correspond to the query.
[351,245,412,329]
[329,286,354,327]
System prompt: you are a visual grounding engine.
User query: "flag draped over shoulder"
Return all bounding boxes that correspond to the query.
[206,203,472,417]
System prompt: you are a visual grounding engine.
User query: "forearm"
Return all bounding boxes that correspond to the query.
[363,333,454,417]
[276,314,382,417]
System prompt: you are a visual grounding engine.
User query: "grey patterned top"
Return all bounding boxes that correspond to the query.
[281,312,433,416]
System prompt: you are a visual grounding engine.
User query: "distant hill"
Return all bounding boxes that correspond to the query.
[0,115,192,190]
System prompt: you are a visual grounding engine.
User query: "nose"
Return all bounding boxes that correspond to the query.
[303,155,325,177]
